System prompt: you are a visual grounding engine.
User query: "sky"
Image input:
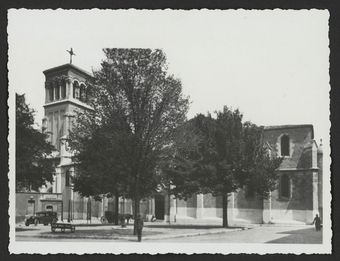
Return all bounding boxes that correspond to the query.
[8,9,330,160]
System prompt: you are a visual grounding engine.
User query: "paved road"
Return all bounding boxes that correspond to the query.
[146,225,322,244]
[15,224,322,244]
[15,237,115,242]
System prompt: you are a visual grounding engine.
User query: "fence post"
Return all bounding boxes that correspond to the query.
[61,201,63,221]
[86,197,92,224]
[68,199,71,222]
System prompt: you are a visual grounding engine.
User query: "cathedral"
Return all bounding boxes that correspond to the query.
[15,62,323,225]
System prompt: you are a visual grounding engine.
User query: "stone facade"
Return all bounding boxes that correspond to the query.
[15,192,62,223]
[16,63,323,225]
[146,124,323,225]
[15,63,103,223]
[43,64,95,221]
[262,125,323,224]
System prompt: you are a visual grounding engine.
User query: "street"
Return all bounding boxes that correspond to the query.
[15,224,322,244]
[146,225,322,244]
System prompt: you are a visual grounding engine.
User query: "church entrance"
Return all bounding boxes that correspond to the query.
[155,195,165,220]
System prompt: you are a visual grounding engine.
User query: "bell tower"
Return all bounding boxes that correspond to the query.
[42,63,92,154]
[42,62,93,220]
[43,64,92,156]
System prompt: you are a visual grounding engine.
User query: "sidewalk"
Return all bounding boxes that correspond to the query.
[15,223,246,241]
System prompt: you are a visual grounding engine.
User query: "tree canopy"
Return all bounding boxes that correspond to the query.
[163,106,282,227]
[69,48,190,222]
[16,93,55,191]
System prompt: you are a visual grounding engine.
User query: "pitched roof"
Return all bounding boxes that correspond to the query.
[43,63,93,78]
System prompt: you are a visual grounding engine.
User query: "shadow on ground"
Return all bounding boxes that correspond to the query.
[75,223,134,227]
[266,227,322,244]
[16,227,39,232]
[144,224,242,229]
[39,228,163,238]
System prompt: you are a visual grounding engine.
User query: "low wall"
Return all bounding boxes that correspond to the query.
[16,192,62,223]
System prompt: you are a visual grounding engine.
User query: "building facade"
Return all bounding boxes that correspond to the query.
[41,63,95,221]
[16,63,323,225]
[154,125,323,225]
[15,63,111,223]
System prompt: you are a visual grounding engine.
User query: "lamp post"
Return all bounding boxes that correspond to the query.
[66,169,74,222]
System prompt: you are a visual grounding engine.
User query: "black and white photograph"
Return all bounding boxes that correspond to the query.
[7,9,331,254]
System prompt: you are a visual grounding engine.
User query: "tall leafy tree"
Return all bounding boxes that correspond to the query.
[240,121,282,199]
[69,119,131,225]
[163,106,282,227]
[16,93,55,191]
[69,48,189,231]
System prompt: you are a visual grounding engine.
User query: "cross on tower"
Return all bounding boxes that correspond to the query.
[66,48,76,64]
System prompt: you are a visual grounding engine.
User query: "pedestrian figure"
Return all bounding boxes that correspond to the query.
[120,215,126,228]
[312,214,322,231]
[136,214,144,242]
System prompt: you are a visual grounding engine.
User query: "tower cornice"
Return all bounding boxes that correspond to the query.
[43,98,94,111]
[43,63,93,79]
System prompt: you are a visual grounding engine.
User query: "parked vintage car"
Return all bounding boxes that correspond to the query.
[25,211,58,226]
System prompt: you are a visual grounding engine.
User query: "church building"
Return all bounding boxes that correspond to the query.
[162,124,323,225]
[16,62,323,225]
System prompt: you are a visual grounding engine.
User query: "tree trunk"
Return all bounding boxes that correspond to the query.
[222,194,228,228]
[114,192,119,225]
[133,197,140,235]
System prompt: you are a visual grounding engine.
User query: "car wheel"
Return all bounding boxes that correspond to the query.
[100,216,108,224]
[25,221,29,227]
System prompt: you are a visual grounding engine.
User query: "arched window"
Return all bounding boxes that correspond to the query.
[49,86,54,101]
[65,170,71,187]
[73,81,80,99]
[280,174,290,198]
[281,135,290,156]
[61,80,66,99]
[80,84,86,102]
[55,85,60,100]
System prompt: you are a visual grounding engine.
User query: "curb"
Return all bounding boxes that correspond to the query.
[259,223,311,228]
[143,228,245,241]
[16,227,246,241]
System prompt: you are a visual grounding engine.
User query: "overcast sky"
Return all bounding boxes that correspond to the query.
[8,9,330,153]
